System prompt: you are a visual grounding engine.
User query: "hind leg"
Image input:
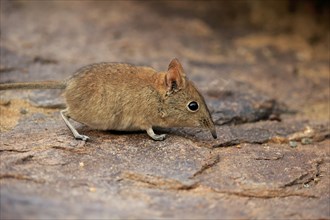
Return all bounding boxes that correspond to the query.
[60,109,90,141]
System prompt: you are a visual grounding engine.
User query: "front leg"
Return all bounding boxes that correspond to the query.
[146,127,166,141]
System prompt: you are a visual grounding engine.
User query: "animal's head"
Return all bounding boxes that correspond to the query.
[162,58,217,139]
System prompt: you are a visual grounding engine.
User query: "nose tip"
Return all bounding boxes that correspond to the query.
[211,128,217,139]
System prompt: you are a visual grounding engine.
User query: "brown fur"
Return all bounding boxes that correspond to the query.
[0,58,217,140]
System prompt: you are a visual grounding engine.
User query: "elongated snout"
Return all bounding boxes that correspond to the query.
[210,123,217,139]
[201,116,217,139]
[211,127,217,139]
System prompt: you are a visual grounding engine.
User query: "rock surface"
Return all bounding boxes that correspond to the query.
[1,1,329,219]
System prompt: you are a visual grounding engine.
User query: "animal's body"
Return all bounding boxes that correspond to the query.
[0,58,217,141]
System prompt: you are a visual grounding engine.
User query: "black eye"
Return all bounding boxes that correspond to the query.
[187,101,199,112]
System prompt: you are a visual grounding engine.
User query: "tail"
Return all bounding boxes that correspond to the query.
[0,81,66,90]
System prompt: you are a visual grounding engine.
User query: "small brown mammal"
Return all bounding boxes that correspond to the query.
[0,58,217,141]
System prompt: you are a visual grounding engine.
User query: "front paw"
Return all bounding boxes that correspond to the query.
[152,134,166,141]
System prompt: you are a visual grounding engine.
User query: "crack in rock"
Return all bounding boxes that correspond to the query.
[207,122,329,148]
[11,154,35,165]
[213,188,317,198]
[120,170,317,198]
[0,149,30,153]
[120,171,198,190]
[190,154,220,178]
[281,159,324,188]
[51,145,89,153]
[0,173,45,183]
[282,173,313,188]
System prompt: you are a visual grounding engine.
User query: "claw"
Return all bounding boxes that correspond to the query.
[75,135,90,141]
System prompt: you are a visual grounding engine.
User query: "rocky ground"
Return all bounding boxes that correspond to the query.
[0,1,329,219]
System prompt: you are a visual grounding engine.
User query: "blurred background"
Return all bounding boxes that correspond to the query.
[1,0,329,122]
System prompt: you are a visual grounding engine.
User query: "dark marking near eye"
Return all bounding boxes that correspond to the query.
[199,118,210,127]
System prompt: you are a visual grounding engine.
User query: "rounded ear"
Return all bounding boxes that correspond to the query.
[165,58,186,94]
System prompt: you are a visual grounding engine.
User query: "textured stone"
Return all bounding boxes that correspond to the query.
[1,1,329,219]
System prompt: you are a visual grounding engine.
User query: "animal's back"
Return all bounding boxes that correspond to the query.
[64,63,161,130]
